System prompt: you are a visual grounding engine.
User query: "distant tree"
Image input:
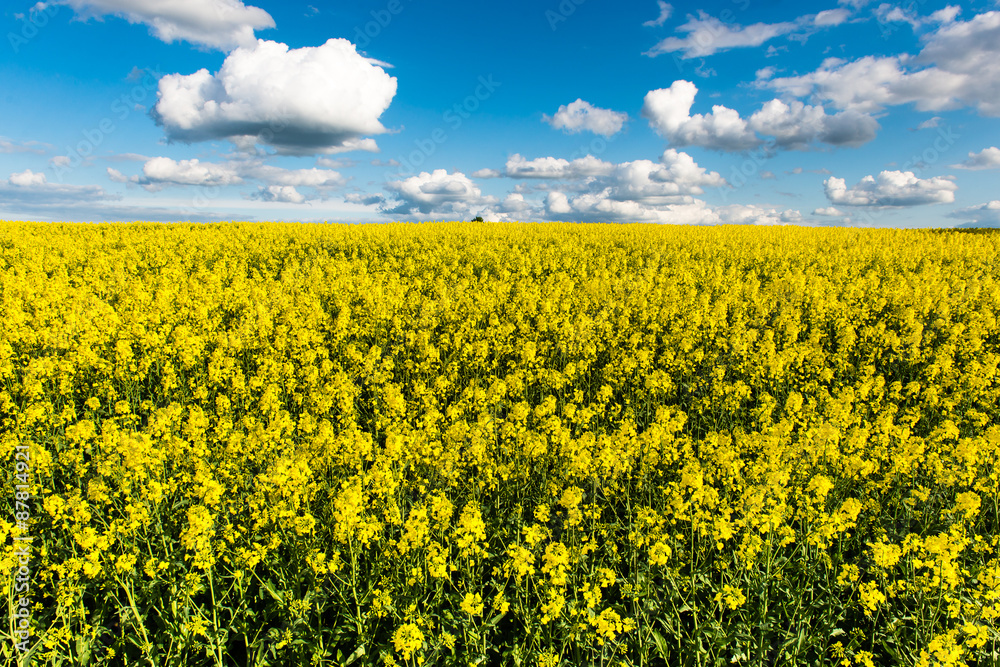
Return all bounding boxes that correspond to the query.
[472,216,484,222]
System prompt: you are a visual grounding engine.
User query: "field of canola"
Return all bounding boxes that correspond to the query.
[1,221,999,667]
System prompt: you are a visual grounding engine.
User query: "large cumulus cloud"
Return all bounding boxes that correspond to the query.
[153,39,397,155]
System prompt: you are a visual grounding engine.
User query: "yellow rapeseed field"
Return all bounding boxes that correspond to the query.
[1,221,999,666]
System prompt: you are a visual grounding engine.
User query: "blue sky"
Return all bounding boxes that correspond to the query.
[1,0,998,226]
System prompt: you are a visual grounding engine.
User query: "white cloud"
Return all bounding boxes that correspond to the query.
[644,1,673,27]
[344,192,386,206]
[242,163,344,188]
[756,67,776,81]
[766,11,1000,117]
[384,170,497,216]
[137,157,243,190]
[503,149,725,207]
[252,185,306,204]
[495,150,731,224]
[505,154,616,179]
[502,149,725,202]
[48,0,275,51]
[1,169,112,204]
[766,56,942,112]
[607,149,726,203]
[500,192,534,214]
[948,200,1000,227]
[952,146,1000,170]
[323,138,381,155]
[130,156,344,200]
[545,191,572,215]
[915,116,942,129]
[106,152,152,163]
[544,189,720,224]
[747,99,879,149]
[107,167,129,183]
[929,6,962,24]
[875,2,961,30]
[824,170,957,206]
[315,157,354,169]
[472,168,502,179]
[540,192,802,226]
[397,149,727,222]
[786,167,833,175]
[154,39,397,154]
[642,80,758,151]
[9,169,48,187]
[0,137,48,154]
[645,11,798,58]
[814,8,851,26]
[875,3,923,29]
[645,8,851,59]
[544,99,628,137]
[716,204,803,225]
[813,206,846,216]
[366,157,796,224]
[642,80,877,151]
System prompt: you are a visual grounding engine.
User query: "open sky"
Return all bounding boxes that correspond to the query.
[1,0,998,226]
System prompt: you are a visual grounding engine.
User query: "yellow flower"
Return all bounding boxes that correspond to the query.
[427,543,449,579]
[492,591,510,614]
[536,651,560,667]
[540,589,565,625]
[453,502,487,558]
[858,582,886,616]
[460,592,483,616]
[393,623,425,661]
[869,542,902,570]
[115,552,137,574]
[953,492,981,521]
[534,504,550,523]
[505,544,536,582]
[650,540,672,566]
[853,650,876,667]
[592,608,631,645]
[541,542,570,586]
[714,585,747,610]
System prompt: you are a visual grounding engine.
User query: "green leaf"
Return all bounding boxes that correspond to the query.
[261,579,284,604]
[344,645,366,666]
[650,629,671,659]
[485,611,507,628]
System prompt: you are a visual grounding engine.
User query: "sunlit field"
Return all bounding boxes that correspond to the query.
[2,221,999,667]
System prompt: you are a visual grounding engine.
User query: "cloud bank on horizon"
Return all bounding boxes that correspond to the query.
[1,0,998,227]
